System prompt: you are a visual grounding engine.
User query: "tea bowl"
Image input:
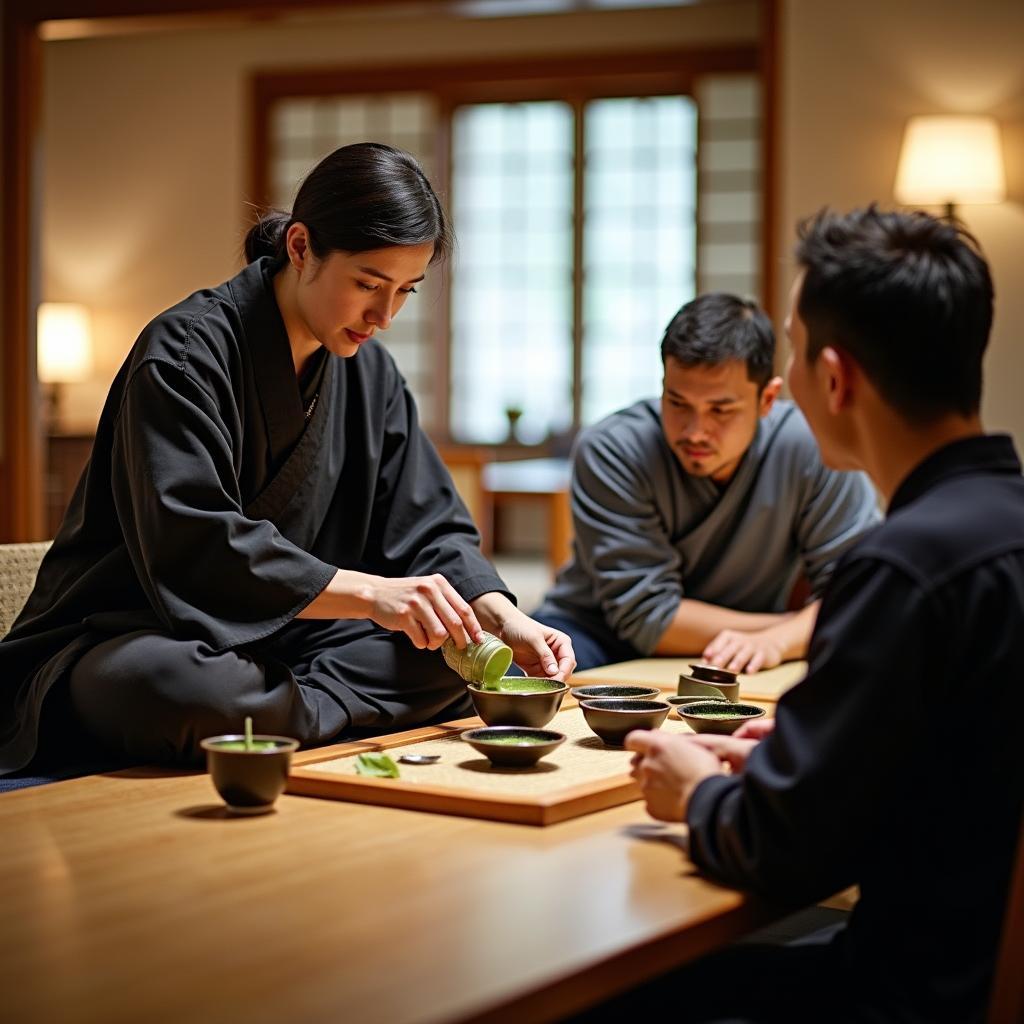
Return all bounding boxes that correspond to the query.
[461,726,566,768]
[570,684,661,703]
[468,677,568,728]
[200,733,300,814]
[677,701,766,736]
[580,698,671,747]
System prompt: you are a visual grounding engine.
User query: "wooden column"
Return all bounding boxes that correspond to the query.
[1,7,44,541]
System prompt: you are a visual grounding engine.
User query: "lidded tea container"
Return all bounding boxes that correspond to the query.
[442,631,513,688]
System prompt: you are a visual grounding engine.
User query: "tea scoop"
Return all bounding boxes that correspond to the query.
[398,754,440,765]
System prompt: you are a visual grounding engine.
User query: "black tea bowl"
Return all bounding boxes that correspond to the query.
[677,701,766,736]
[461,726,566,768]
[570,684,661,702]
[579,699,670,747]
[468,678,568,728]
[200,734,300,814]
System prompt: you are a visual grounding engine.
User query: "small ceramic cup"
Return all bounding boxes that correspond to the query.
[442,632,514,687]
[200,734,300,815]
[677,665,740,702]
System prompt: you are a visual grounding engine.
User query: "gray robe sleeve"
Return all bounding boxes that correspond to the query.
[570,426,682,653]
[794,455,881,597]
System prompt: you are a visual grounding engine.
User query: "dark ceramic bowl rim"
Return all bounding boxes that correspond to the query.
[467,680,569,696]
[570,684,661,700]
[666,694,731,705]
[461,725,567,744]
[580,698,671,713]
[685,663,740,684]
[678,702,766,722]
[201,735,300,755]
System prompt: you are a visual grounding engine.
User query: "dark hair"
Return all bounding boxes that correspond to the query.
[244,142,452,266]
[795,205,993,423]
[660,293,776,389]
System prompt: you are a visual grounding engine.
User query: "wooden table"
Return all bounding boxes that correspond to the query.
[1,727,784,1024]
[483,458,572,573]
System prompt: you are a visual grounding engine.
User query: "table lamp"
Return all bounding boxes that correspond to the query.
[894,115,1006,221]
[37,302,93,432]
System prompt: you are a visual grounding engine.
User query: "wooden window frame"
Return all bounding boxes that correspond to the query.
[1,0,778,540]
[249,46,761,447]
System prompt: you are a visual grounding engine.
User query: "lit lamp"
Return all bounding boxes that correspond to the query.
[37,302,93,433]
[894,115,1006,221]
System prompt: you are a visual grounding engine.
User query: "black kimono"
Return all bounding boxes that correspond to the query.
[0,257,509,771]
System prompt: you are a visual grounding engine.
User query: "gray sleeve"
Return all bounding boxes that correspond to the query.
[796,463,881,596]
[570,427,682,654]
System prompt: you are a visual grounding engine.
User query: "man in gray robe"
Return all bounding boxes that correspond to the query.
[533,293,880,671]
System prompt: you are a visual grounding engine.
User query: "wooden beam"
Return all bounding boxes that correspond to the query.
[1,8,44,541]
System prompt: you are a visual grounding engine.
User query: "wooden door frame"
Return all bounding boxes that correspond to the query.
[1,0,779,541]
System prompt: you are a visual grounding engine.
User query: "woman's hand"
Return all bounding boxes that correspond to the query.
[366,573,485,650]
[470,593,576,680]
[298,569,485,650]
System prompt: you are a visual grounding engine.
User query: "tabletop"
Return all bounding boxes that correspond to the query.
[0,668,801,1024]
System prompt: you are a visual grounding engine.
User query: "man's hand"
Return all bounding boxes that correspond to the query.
[685,734,760,773]
[624,730,725,822]
[702,625,788,674]
[733,717,775,741]
[702,602,820,673]
[471,593,576,681]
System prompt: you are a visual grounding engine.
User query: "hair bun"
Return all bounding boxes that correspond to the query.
[244,209,290,263]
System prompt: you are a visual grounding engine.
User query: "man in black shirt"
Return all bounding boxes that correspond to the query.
[624,207,1024,1022]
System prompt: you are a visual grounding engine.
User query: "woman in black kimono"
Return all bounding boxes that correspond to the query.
[0,143,574,772]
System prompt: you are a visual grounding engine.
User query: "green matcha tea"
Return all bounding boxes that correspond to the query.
[685,704,762,720]
[211,740,282,752]
[478,734,552,745]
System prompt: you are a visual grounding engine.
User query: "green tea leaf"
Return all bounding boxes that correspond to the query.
[355,752,401,778]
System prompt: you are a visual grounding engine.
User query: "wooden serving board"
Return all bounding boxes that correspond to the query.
[287,701,770,827]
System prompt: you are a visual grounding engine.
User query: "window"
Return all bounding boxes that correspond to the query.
[256,55,763,444]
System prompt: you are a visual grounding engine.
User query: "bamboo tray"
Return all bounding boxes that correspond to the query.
[287,703,735,827]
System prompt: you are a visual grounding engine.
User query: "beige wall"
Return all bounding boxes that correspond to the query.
[42,0,1024,445]
[777,0,1024,445]
[41,2,757,430]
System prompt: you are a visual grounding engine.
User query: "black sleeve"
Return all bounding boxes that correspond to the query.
[685,556,939,903]
[111,358,336,651]
[366,367,511,604]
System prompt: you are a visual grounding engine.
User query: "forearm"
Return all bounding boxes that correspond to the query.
[771,601,819,660]
[653,599,790,655]
[295,568,377,620]
[470,591,517,635]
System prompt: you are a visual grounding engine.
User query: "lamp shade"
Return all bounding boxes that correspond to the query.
[894,115,1006,207]
[37,302,93,383]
